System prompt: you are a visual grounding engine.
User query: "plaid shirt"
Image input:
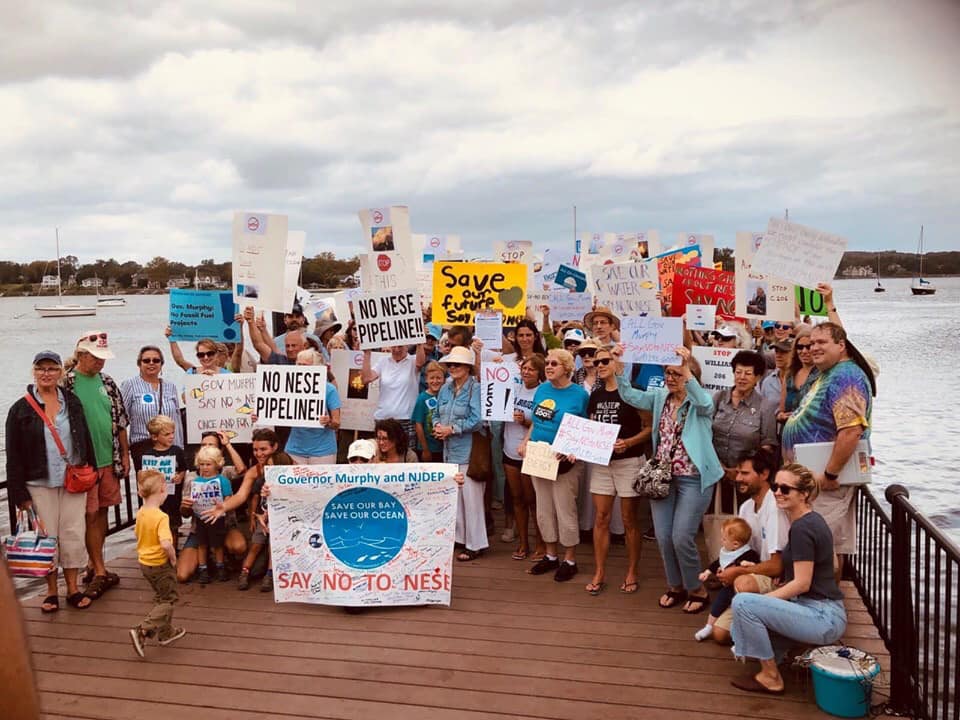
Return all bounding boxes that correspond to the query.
[63,370,129,476]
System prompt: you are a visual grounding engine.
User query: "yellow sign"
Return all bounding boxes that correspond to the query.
[432,262,527,326]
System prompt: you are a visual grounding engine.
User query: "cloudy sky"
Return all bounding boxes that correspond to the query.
[1,0,958,264]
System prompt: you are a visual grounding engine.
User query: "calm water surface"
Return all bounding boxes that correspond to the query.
[1,279,958,543]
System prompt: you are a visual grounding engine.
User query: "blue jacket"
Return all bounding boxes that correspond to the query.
[615,373,723,491]
[436,376,482,465]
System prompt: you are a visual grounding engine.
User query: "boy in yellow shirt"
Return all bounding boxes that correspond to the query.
[130,470,185,657]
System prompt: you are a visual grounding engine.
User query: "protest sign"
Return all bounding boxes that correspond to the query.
[547,290,594,322]
[554,264,588,292]
[475,311,503,351]
[580,232,605,255]
[678,233,715,265]
[589,260,659,317]
[329,350,388,431]
[521,441,559,480]
[691,346,736,393]
[141,454,178,496]
[232,211,291,314]
[796,286,828,317]
[266,463,458,606]
[255,365,327,428]
[734,231,794,322]
[551,415,619,466]
[184,373,256,443]
[533,247,571,290]
[284,231,305,312]
[354,289,425,350]
[686,304,717,332]
[432,261,526,326]
[654,246,701,316]
[417,234,462,265]
[358,206,416,292]
[168,289,239,342]
[620,316,683,366]
[671,265,737,319]
[480,361,520,422]
[750,218,847,289]
[494,240,532,264]
[190,477,224,514]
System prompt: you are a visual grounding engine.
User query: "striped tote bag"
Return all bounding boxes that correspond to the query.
[3,509,57,577]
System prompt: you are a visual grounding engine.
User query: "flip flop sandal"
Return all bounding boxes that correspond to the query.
[66,592,92,609]
[658,589,688,608]
[40,595,60,613]
[730,674,785,695]
[683,593,710,614]
[585,582,606,596]
[84,575,109,600]
[528,552,546,562]
[456,549,483,562]
[619,581,639,594]
[511,548,528,561]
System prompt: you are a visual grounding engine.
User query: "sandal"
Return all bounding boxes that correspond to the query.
[40,595,60,613]
[511,548,528,561]
[658,589,688,608]
[456,549,483,562]
[104,571,120,589]
[620,581,639,594]
[683,592,710,614]
[66,592,92,609]
[81,567,95,585]
[84,575,109,601]
[585,581,606,596]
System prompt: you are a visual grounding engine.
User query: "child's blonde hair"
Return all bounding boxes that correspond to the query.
[147,414,176,437]
[137,469,166,499]
[722,517,753,545]
[195,446,225,469]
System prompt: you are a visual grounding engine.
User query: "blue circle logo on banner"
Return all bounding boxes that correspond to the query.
[322,487,407,570]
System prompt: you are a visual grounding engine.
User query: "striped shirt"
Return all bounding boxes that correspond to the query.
[120,375,184,448]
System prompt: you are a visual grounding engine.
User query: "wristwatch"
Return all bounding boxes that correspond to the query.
[824,470,839,482]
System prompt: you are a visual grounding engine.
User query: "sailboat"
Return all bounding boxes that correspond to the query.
[35,229,97,317]
[910,225,936,296]
[96,275,126,307]
[873,255,885,293]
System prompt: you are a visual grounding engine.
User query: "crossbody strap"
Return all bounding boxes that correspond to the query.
[23,392,68,459]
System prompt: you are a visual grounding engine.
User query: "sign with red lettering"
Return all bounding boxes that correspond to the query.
[671,265,737,320]
[653,246,701,316]
[266,463,459,607]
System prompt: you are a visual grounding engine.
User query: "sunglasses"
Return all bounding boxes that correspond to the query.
[349,457,370,463]
[564,341,581,347]
[545,360,563,367]
[579,349,596,358]
[140,357,162,364]
[774,324,794,330]
[772,483,801,495]
[594,358,612,366]
[196,350,217,359]
[84,333,108,342]
[795,343,812,351]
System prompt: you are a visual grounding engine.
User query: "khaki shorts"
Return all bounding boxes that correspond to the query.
[86,465,122,514]
[589,456,641,498]
[28,484,88,569]
[714,574,776,631]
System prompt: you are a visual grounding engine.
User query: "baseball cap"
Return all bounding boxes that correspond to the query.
[563,328,585,344]
[76,331,115,360]
[33,350,62,366]
[347,439,376,461]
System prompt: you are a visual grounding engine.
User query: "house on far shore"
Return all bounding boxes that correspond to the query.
[41,275,60,288]
[166,276,191,289]
[81,277,103,288]
[841,265,873,277]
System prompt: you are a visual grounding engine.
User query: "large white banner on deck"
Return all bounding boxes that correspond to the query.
[183,373,257,443]
[232,211,292,314]
[266,463,458,606]
[329,349,388,431]
[734,231,794,322]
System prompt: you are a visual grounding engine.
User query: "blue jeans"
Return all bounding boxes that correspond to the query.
[731,592,847,662]
[650,475,713,592]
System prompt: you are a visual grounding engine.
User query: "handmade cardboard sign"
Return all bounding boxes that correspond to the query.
[654,246,701,316]
[521,441,559,480]
[266,463,459,606]
[751,218,847,289]
[480,361,520,422]
[796,286,828,317]
[554,264,588,292]
[169,290,239,342]
[432,261,527,326]
[734,231,794,322]
[547,290,594,322]
[190,477,224,514]
[691,346,736,393]
[671,265,737,319]
[493,240,532,264]
[686,304,717,332]
[620,316,684,366]
[589,260,659,317]
[475,311,503,351]
[255,365,327,428]
[232,211,291,314]
[551,415,619,466]
[678,233,714,265]
[184,373,256,443]
[329,350,388,431]
[417,234,462,266]
[358,206,416,292]
[354,289,425,350]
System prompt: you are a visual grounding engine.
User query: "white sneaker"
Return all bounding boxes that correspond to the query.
[501,527,516,543]
[158,627,186,646]
[694,625,713,642]
[129,627,146,658]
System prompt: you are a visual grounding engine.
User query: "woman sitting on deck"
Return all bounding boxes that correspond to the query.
[729,463,847,695]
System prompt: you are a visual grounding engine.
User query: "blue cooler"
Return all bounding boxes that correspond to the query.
[808,646,881,718]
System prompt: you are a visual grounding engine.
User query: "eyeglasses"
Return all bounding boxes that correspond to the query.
[376,434,390,442]
[140,357,162,364]
[594,358,612,366]
[774,324,793,330]
[83,333,107,342]
[795,344,812,351]
[772,483,800,495]
[196,351,216,359]
[663,370,684,379]
[579,349,596,358]
[34,366,61,374]
[545,360,563,367]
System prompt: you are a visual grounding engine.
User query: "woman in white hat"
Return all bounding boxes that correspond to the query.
[433,346,485,561]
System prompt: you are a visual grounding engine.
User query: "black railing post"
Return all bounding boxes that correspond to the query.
[885,484,916,716]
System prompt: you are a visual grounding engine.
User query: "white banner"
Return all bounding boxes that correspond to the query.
[255,365,327,428]
[184,373,257,443]
[734,231,795,322]
[691,346,736,393]
[480,361,520,422]
[329,349,388,431]
[620,316,683,366]
[751,218,847,290]
[232,211,292,314]
[354,288,425,350]
[551,414,619,466]
[589,260,660,317]
[266,463,459,607]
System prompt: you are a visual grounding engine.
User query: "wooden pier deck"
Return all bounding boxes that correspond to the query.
[21,537,889,720]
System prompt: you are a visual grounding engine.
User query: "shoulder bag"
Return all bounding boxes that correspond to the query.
[23,392,99,493]
[633,403,688,499]
[3,508,57,577]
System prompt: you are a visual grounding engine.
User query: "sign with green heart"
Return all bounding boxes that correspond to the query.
[432,262,527,326]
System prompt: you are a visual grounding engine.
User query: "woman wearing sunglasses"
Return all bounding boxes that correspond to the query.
[572,339,600,392]
[612,345,723,614]
[730,464,845,695]
[778,326,819,422]
[121,346,185,453]
[165,333,232,376]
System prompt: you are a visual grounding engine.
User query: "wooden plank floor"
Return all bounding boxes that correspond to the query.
[21,534,889,720]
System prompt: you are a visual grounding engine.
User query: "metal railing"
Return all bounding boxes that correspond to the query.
[847,484,959,719]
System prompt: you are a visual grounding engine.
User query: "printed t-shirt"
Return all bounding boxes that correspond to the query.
[71,372,113,467]
[739,490,790,562]
[411,390,443,454]
[530,382,589,444]
[373,355,418,420]
[285,384,343,457]
[587,385,644,460]
[131,443,186,496]
[503,382,537,461]
[135,506,173,567]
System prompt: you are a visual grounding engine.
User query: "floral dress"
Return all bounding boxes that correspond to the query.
[657,398,698,478]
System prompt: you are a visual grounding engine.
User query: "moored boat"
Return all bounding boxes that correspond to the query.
[910,225,936,296]
[35,229,96,317]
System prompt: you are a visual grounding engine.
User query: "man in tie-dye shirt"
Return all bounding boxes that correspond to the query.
[782,322,873,554]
